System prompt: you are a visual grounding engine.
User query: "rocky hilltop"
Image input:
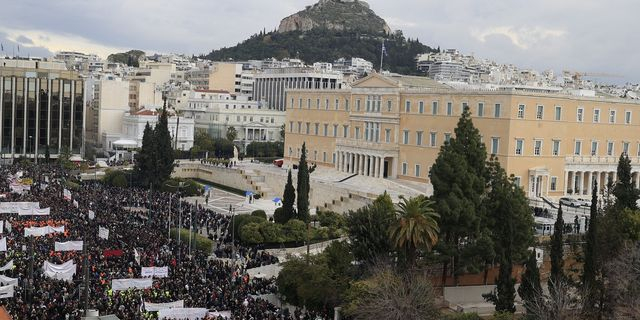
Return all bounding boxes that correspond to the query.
[278,0,391,35]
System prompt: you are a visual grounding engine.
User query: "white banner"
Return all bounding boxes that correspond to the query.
[141,266,169,278]
[0,284,14,299]
[98,227,109,240]
[9,184,29,194]
[0,275,18,286]
[5,221,10,233]
[43,260,76,281]
[158,308,209,320]
[43,260,76,273]
[111,278,153,291]
[0,260,13,271]
[63,189,71,201]
[144,300,184,312]
[0,238,5,252]
[0,221,3,234]
[24,226,64,237]
[88,210,95,220]
[209,311,231,319]
[54,241,83,252]
[18,207,50,216]
[0,202,39,214]
[44,269,75,281]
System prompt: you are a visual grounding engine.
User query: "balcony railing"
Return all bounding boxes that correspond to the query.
[336,138,399,152]
[565,155,640,165]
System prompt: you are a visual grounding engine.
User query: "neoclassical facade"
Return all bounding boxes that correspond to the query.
[284,73,640,198]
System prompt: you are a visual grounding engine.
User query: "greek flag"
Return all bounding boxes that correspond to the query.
[382,42,388,56]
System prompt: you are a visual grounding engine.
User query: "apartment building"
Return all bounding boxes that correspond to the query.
[284,73,640,198]
[185,63,253,96]
[85,77,130,150]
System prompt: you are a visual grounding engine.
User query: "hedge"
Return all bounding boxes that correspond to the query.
[169,228,213,253]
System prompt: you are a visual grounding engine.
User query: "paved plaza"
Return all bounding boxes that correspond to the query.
[184,184,283,217]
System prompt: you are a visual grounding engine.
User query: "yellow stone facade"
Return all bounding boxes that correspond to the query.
[284,74,640,198]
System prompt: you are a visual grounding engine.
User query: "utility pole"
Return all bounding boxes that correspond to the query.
[27,236,34,305]
[188,202,193,257]
[167,193,172,238]
[230,205,235,265]
[178,190,182,265]
[83,239,89,315]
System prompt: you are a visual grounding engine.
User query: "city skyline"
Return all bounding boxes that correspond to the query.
[0,0,638,84]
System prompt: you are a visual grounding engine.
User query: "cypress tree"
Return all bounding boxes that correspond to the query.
[612,153,638,210]
[518,250,542,315]
[154,100,175,185]
[483,158,532,313]
[549,204,565,290]
[135,122,156,186]
[282,169,296,223]
[583,182,599,287]
[583,182,601,317]
[296,142,310,222]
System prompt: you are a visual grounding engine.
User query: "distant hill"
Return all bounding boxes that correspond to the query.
[203,0,435,75]
[205,29,433,75]
[278,0,391,35]
[107,50,145,67]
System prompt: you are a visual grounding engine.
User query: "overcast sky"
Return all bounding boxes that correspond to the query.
[1,0,637,83]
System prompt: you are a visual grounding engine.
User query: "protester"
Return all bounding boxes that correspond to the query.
[0,163,325,320]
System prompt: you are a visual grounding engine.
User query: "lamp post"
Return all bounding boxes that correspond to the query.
[177,181,185,264]
[28,135,33,161]
[229,204,236,264]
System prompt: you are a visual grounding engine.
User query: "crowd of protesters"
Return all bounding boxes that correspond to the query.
[0,162,328,319]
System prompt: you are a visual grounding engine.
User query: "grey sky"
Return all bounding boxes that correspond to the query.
[0,0,637,83]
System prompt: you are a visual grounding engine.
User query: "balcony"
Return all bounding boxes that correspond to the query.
[565,155,640,165]
[336,138,399,153]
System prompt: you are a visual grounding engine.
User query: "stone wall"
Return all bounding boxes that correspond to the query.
[172,163,253,192]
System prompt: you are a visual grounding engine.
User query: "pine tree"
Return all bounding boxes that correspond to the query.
[518,250,542,316]
[153,100,175,185]
[282,169,296,223]
[549,204,565,291]
[430,105,489,284]
[296,142,310,222]
[134,122,156,186]
[612,153,638,210]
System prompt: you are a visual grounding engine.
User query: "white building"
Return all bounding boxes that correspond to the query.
[178,90,286,149]
[107,109,194,152]
[85,77,131,153]
[333,57,373,76]
[252,67,345,110]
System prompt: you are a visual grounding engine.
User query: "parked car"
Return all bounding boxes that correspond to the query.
[559,197,581,207]
[576,198,591,207]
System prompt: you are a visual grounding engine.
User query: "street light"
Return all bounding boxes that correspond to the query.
[229,204,236,264]
[177,181,185,264]
[28,136,33,161]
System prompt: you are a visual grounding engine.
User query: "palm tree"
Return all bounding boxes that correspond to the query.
[226,126,238,142]
[389,196,440,268]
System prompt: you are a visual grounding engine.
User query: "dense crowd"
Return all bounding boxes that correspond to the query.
[0,163,327,319]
